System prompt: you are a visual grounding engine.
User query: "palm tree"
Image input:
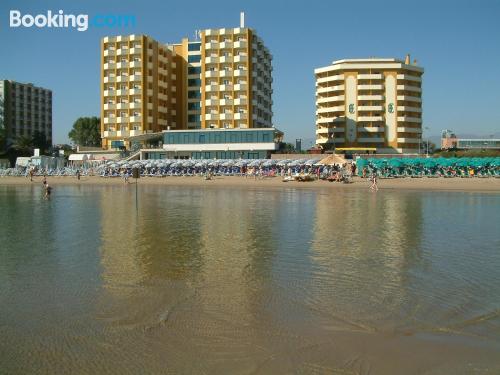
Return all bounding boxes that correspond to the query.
[13,135,34,155]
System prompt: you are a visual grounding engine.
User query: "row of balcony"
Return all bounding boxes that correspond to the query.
[204,69,247,78]
[104,115,143,124]
[205,40,248,49]
[316,136,421,144]
[103,129,144,138]
[104,61,142,70]
[205,83,248,92]
[316,115,422,124]
[205,113,247,120]
[205,55,248,64]
[204,98,248,106]
[316,126,422,134]
[104,102,142,110]
[103,75,142,83]
[104,47,142,57]
[315,104,422,113]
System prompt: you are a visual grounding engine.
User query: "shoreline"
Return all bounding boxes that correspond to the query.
[1,175,499,193]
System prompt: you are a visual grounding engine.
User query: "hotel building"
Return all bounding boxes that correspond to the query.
[101,17,273,150]
[0,80,52,151]
[315,56,423,154]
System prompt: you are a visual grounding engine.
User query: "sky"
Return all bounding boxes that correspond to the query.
[1,0,499,146]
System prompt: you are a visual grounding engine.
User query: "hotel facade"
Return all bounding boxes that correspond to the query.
[101,20,273,150]
[315,56,424,154]
[0,80,52,151]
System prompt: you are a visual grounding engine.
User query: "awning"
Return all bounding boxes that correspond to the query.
[335,147,377,151]
[69,154,88,161]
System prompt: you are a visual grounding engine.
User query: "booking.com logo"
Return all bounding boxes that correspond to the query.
[9,10,136,32]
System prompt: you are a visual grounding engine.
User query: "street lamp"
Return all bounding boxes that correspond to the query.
[330,123,336,154]
[424,126,430,157]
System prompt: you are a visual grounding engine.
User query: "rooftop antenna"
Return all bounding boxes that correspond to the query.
[240,12,245,28]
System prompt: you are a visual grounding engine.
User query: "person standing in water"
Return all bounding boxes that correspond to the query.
[76,169,81,180]
[44,183,52,199]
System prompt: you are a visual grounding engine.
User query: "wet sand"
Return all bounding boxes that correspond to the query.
[1,175,499,193]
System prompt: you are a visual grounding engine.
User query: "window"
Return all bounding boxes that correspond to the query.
[188,114,200,123]
[188,102,201,111]
[188,43,201,51]
[188,55,201,63]
[223,80,230,85]
[188,90,201,99]
[188,79,201,87]
[188,66,201,74]
[199,134,205,143]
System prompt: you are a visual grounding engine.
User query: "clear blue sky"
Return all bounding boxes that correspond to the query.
[1,0,499,146]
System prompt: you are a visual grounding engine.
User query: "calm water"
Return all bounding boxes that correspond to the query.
[0,184,499,374]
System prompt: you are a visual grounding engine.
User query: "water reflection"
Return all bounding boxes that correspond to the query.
[1,185,499,374]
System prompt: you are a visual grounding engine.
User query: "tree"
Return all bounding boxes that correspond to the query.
[68,117,101,147]
[32,130,50,154]
[13,135,33,155]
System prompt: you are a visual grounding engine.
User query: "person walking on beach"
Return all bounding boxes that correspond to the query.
[76,169,81,181]
[29,168,34,182]
[42,175,47,187]
[370,173,378,191]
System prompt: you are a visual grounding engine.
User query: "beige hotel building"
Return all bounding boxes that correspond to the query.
[315,55,424,154]
[101,17,273,149]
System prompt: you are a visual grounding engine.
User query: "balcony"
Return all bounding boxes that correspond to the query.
[316,106,344,114]
[204,29,218,36]
[103,131,117,137]
[316,74,344,84]
[205,113,219,121]
[234,40,247,49]
[205,99,219,106]
[129,47,142,54]
[103,90,114,97]
[397,95,421,102]
[234,69,247,77]
[116,89,127,96]
[116,62,128,69]
[130,61,141,68]
[357,105,384,112]
[358,74,383,80]
[205,56,219,64]
[116,116,128,123]
[358,116,384,122]
[104,76,115,83]
[397,106,421,113]
[130,115,142,122]
[316,95,344,104]
[358,84,383,90]
[104,103,116,110]
[397,127,422,133]
[358,137,385,143]
[205,70,218,78]
[234,55,247,63]
[205,84,219,92]
[220,56,233,63]
[316,117,345,124]
[397,84,421,92]
[397,74,421,82]
[116,103,129,109]
[116,76,128,83]
[358,95,384,101]
[158,93,168,101]
[398,116,421,123]
[129,102,141,109]
[359,127,385,133]
[316,85,345,94]
[103,63,116,70]
[234,98,247,105]
[205,42,219,50]
[129,89,142,95]
[130,130,143,136]
[220,113,233,120]
[219,41,233,49]
[116,130,129,137]
[130,75,141,82]
[397,137,420,143]
[234,113,247,120]
[219,84,233,91]
[234,83,247,91]
[116,49,128,56]
[219,99,233,106]
[104,50,115,57]
[220,70,232,77]
[315,127,345,134]
[103,117,116,124]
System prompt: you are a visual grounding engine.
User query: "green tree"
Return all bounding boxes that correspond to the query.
[13,135,34,155]
[68,117,101,147]
[32,130,50,154]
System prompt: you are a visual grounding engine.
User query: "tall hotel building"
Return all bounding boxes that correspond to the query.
[101,18,273,149]
[315,56,423,154]
[0,80,52,150]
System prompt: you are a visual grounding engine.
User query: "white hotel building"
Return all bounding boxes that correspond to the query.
[315,56,424,154]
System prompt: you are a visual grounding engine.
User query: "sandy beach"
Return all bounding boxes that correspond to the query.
[1,175,499,193]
